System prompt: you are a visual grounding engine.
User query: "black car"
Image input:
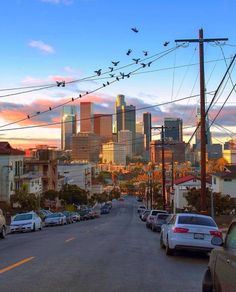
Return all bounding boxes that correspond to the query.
[101,206,110,215]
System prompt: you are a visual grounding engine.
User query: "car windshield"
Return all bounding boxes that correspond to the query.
[47,213,60,218]
[178,215,216,227]
[157,214,169,220]
[14,214,33,221]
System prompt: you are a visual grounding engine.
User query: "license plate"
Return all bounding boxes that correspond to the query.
[194,233,204,240]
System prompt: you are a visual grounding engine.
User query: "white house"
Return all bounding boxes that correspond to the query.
[212,165,236,199]
[173,175,211,212]
[0,142,25,203]
[21,173,43,197]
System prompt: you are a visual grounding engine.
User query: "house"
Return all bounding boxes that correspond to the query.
[212,165,236,200]
[0,142,25,202]
[173,175,211,212]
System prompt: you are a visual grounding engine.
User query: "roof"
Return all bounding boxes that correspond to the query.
[174,175,198,185]
[0,142,25,156]
[213,164,236,179]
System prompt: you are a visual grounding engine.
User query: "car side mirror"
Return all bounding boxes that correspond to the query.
[211,236,224,246]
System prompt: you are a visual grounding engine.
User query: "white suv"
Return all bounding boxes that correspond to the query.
[146,210,168,228]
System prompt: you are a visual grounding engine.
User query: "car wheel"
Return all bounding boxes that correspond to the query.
[0,226,6,239]
[32,224,36,232]
[160,233,165,249]
[202,269,213,292]
[166,237,174,256]
[39,224,42,231]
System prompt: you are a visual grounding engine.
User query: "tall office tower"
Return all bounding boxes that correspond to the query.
[80,102,94,132]
[164,117,183,142]
[195,107,212,147]
[118,130,133,158]
[94,114,113,142]
[143,112,152,151]
[61,105,77,150]
[115,94,136,152]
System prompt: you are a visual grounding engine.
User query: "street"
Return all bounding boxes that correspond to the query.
[0,197,208,292]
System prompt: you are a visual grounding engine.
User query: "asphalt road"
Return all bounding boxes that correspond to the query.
[0,197,208,292]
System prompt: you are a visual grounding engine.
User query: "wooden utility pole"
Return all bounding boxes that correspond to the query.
[175,29,228,213]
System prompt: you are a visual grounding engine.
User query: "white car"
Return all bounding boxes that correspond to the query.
[160,213,222,256]
[146,209,168,228]
[137,205,146,214]
[10,211,42,233]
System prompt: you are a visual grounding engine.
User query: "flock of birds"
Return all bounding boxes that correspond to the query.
[93,27,170,82]
[56,27,170,87]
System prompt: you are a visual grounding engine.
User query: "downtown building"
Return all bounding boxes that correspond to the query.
[118,130,133,158]
[102,142,126,165]
[164,117,183,142]
[61,106,77,150]
[94,114,113,143]
[80,102,94,132]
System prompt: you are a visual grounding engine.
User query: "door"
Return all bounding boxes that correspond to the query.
[214,223,236,292]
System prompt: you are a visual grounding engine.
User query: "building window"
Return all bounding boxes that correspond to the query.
[224,178,232,182]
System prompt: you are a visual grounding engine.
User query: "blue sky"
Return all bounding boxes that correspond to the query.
[0,0,236,147]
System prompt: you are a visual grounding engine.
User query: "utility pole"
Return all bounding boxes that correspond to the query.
[175,29,228,213]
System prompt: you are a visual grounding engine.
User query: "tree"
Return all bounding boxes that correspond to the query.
[59,184,87,205]
[11,188,38,211]
[207,157,227,173]
[43,190,59,201]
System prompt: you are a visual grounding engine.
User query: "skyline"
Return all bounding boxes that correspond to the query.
[0,0,236,148]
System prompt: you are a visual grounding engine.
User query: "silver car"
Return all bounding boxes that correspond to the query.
[44,213,67,226]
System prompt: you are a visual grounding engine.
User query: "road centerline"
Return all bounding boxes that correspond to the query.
[0,257,35,274]
[65,237,75,243]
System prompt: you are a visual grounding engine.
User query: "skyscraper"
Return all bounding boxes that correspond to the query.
[195,107,212,147]
[143,112,152,151]
[94,114,113,142]
[115,95,136,152]
[164,117,183,142]
[80,102,94,132]
[61,105,77,150]
[118,130,133,158]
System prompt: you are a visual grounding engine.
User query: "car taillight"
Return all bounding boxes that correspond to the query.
[210,230,222,238]
[173,227,189,233]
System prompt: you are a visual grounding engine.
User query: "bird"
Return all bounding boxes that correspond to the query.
[163,41,170,47]
[61,81,65,87]
[120,72,125,79]
[103,83,106,87]
[143,51,148,56]
[109,67,114,72]
[56,80,65,87]
[141,63,146,68]
[107,81,110,85]
[147,61,152,67]
[125,73,131,78]
[49,107,52,111]
[112,61,120,66]
[86,91,89,94]
[131,27,139,33]
[109,74,115,78]
[27,115,30,119]
[71,97,74,101]
[132,58,140,64]
[126,49,132,56]
[116,77,120,81]
[36,111,40,115]
[94,69,102,76]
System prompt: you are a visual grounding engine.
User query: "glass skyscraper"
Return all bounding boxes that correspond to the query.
[61,106,77,150]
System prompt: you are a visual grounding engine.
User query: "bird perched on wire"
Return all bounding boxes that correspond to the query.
[132,58,140,64]
[131,27,139,33]
[56,81,65,87]
[94,69,102,76]
[163,41,170,47]
[109,67,114,72]
[126,49,132,56]
[112,61,120,66]
[143,51,148,56]
[141,63,146,68]
[120,72,125,79]
[125,73,131,78]
[109,74,115,78]
[147,61,152,67]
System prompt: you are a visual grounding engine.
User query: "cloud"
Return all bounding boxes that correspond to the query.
[40,0,73,4]
[29,40,55,54]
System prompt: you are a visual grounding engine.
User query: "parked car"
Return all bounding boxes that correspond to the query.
[0,209,6,239]
[78,209,90,220]
[10,211,42,233]
[146,210,168,228]
[37,209,53,221]
[44,213,67,226]
[140,210,150,222]
[202,220,236,292]
[151,213,172,232]
[71,212,81,222]
[160,213,222,256]
[137,205,146,214]
[63,211,74,224]
[101,205,110,215]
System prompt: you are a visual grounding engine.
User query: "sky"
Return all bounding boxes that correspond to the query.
[0,0,236,149]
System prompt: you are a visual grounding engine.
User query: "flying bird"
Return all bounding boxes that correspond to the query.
[143,51,148,56]
[131,27,139,33]
[132,58,140,64]
[120,72,125,79]
[163,41,170,47]
[109,67,114,72]
[147,61,152,67]
[126,49,132,56]
[94,69,102,76]
[141,63,146,68]
[112,61,120,66]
